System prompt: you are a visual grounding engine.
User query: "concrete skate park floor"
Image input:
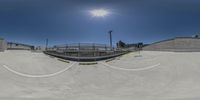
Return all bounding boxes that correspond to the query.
[0,50,200,100]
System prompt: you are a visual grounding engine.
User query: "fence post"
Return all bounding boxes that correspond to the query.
[65,44,68,55]
[78,43,80,61]
[93,43,95,57]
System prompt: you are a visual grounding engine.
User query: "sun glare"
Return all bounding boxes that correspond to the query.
[90,9,109,17]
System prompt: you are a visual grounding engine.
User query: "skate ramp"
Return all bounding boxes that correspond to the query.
[0,50,200,100]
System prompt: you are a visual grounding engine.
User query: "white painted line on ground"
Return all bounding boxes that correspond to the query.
[2,62,76,78]
[100,62,160,71]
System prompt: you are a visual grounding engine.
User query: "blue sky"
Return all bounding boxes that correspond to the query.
[0,0,200,46]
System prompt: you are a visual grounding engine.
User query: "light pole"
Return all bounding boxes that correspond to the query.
[45,38,48,50]
[108,30,113,50]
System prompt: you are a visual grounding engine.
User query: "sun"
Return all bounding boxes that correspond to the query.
[90,9,109,17]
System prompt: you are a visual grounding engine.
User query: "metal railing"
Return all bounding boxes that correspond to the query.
[47,43,113,52]
[45,43,128,59]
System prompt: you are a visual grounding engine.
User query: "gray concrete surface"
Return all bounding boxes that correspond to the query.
[0,50,200,100]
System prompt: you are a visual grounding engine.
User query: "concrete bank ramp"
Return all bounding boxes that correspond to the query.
[0,50,200,100]
[143,37,200,52]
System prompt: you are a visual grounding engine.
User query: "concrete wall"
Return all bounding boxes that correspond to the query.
[7,42,34,50]
[0,38,6,52]
[174,38,200,52]
[143,38,200,52]
[143,39,175,51]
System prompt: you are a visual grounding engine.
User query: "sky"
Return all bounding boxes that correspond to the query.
[0,0,200,46]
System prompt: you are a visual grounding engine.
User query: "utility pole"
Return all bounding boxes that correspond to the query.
[108,30,113,50]
[45,38,48,50]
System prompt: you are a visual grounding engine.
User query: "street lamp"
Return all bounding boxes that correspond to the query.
[45,38,48,50]
[108,30,113,50]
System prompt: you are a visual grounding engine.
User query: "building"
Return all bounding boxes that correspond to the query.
[7,42,34,50]
[116,40,126,48]
[35,46,46,51]
[143,36,200,52]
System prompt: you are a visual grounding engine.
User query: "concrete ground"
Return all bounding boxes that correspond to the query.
[0,50,200,100]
